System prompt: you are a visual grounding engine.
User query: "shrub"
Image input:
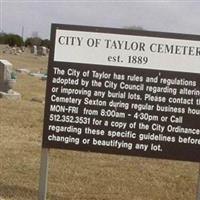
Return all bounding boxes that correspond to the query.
[4,34,24,47]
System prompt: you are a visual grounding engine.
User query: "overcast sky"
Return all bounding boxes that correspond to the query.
[1,1,200,39]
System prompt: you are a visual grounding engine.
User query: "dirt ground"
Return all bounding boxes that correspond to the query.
[0,45,199,200]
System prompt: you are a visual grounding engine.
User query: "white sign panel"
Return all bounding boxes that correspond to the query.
[54,29,200,73]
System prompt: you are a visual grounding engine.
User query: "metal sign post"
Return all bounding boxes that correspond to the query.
[197,164,200,200]
[38,148,49,200]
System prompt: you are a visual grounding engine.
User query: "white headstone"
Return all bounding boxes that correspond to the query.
[37,46,47,56]
[31,45,37,55]
[0,60,14,92]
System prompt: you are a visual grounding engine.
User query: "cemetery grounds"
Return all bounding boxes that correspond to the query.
[0,44,199,200]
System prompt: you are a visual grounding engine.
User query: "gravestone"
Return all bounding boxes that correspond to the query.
[37,46,47,56]
[0,59,13,92]
[0,60,21,100]
[16,48,22,54]
[31,45,37,55]
[16,68,30,74]
[11,47,17,55]
[21,46,25,52]
[42,47,47,56]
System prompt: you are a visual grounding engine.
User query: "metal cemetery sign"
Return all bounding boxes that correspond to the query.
[42,24,200,162]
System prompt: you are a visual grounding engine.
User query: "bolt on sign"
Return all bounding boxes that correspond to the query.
[42,24,200,162]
